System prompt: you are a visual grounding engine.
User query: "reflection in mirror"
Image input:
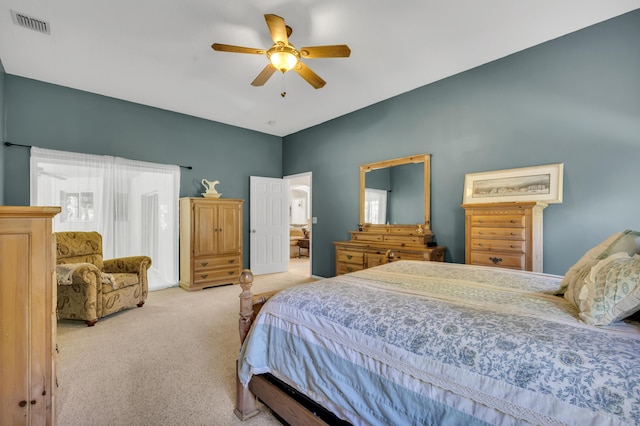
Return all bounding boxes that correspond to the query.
[364,163,423,224]
[360,154,431,230]
[364,188,387,224]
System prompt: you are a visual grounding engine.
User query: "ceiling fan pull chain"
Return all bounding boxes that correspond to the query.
[280,72,287,98]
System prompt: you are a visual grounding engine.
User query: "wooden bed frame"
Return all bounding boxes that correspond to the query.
[234,270,350,425]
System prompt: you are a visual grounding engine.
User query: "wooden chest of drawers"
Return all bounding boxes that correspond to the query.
[334,240,446,275]
[462,202,547,272]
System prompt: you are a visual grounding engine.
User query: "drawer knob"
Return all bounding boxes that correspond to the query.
[347,267,353,272]
[347,255,353,260]
[200,274,208,279]
[228,259,235,264]
[489,257,503,264]
[228,271,234,275]
[201,262,208,266]
[510,245,515,248]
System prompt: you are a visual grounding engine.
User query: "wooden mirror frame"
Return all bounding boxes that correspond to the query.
[359,154,431,230]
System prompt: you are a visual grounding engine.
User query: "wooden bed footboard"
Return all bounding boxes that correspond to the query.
[234,269,345,425]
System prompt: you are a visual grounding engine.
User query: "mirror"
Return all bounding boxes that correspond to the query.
[359,154,431,229]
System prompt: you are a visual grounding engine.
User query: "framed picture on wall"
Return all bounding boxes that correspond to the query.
[463,163,563,204]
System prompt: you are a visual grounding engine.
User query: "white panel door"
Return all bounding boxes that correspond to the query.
[250,176,289,275]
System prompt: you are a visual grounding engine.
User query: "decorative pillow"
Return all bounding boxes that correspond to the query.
[563,258,601,307]
[556,230,640,299]
[578,253,640,325]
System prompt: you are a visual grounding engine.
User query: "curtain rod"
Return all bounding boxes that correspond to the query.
[4,141,192,169]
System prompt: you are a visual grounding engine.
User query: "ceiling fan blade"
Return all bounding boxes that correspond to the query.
[264,14,288,45]
[293,62,326,89]
[299,45,351,58]
[211,43,265,55]
[251,64,277,86]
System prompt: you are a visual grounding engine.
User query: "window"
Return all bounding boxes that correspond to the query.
[364,188,387,224]
[30,147,179,291]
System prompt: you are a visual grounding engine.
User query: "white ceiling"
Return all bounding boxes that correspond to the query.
[1,1,639,137]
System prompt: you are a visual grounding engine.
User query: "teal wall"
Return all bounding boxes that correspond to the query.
[3,76,282,267]
[283,10,640,277]
[2,11,639,277]
[0,59,5,205]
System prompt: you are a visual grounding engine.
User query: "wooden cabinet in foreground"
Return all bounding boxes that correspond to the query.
[462,202,547,272]
[179,198,243,291]
[334,225,446,275]
[1,206,60,426]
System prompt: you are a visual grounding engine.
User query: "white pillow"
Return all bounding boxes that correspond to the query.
[578,253,640,325]
[557,230,640,303]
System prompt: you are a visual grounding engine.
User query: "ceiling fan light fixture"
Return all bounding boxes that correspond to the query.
[267,45,300,72]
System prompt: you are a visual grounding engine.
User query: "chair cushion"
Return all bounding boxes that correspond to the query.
[101,273,140,293]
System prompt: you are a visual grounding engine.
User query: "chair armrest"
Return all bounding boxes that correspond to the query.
[56,263,101,286]
[103,256,152,274]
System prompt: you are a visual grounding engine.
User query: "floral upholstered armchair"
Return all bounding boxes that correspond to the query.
[55,231,152,326]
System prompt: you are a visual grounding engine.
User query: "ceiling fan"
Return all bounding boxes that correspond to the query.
[212,14,351,90]
[37,167,67,180]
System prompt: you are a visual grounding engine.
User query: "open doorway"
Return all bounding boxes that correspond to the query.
[285,172,311,277]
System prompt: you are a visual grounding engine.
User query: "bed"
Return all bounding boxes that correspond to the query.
[235,231,640,425]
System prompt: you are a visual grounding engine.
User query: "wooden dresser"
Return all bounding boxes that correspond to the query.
[334,225,446,275]
[462,202,547,272]
[1,206,60,426]
[179,198,243,291]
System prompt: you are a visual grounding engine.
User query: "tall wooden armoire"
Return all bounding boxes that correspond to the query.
[1,206,60,426]
[179,198,243,291]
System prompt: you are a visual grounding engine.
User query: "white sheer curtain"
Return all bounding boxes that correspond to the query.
[30,147,179,291]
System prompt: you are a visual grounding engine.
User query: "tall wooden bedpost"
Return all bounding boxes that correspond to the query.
[235,269,259,420]
[238,269,255,343]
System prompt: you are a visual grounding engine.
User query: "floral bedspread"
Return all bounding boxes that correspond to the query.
[238,261,640,426]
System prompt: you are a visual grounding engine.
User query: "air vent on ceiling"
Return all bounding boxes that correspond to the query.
[11,10,50,35]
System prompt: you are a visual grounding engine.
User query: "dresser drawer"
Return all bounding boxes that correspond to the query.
[365,253,387,268]
[471,215,525,227]
[470,252,525,269]
[193,266,240,284]
[471,227,525,240]
[337,263,364,275]
[351,233,383,242]
[471,239,525,253]
[388,252,426,262]
[383,235,421,245]
[391,247,445,262]
[337,250,365,265]
[193,255,241,272]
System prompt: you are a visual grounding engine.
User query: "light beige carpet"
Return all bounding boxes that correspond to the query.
[55,270,315,426]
